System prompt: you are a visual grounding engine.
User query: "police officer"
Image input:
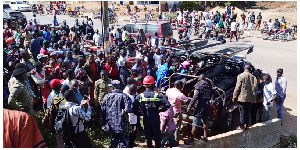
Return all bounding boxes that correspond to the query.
[133,75,171,148]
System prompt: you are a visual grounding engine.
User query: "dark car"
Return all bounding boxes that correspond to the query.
[123,20,173,39]
[4,10,27,29]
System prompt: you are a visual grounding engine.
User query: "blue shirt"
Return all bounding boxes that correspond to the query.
[64,57,77,68]
[43,31,51,41]
[30,38,41,53]
[156,63,169,88]
[75,89,83,105]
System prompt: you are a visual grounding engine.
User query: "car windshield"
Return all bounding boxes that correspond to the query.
[16,1,24,4]
[162,23,172,35]
[9,12,23,17]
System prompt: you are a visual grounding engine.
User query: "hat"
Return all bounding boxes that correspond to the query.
[50,79,64,89]
[277,68,283,73]
[108,80,120,87]
[12,68,26,77]
[37,54,48,60]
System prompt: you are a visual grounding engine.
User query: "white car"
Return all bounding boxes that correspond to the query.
[9,1,31,11]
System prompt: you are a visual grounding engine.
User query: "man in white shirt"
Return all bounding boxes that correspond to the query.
[117,50,126,69]
[93,29,102,47]
[61,69,76,87]
[153,50,163,70]
[267,19,274,32]
[275,68,287,123]
[230,19,238,42]
[262,74,278,122]
[205,16,213,39]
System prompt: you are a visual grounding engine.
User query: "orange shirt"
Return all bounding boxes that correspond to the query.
[3,109,47,148]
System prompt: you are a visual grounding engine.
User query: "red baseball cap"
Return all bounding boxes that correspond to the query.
[50,79,64,89]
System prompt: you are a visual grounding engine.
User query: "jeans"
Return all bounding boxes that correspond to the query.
[173,112,182,144]
[238,102,251,127]
[276,95,285,121]
[263,105,271,122]
[109,129,129,148]
[161,130,176,148]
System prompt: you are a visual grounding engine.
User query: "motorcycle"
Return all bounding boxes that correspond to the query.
[37,5,44,15]
[46,6,53,15]
[286,28,294,41]
[109,13,118,24]
[270,28,280,41]
[92,10,101,19]
[130,12,139,20]
[171,19,177,30]
[261,28,270,40]
[32,5,38,14]
[146,13,153,20]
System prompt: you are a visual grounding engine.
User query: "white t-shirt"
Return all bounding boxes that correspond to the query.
[205,19,213,31]
[93,33,102,47]
[153,53,163,68]
[231,22,237,31]
[117,56,126,67]
[267,22,274,30]
[247,13,252,21]
[263,82,277,107]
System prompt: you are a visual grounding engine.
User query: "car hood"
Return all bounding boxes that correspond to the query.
[17,4,30,7]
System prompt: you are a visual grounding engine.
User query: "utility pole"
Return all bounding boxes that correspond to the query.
[102,1,109,55]
[159,1,161,14]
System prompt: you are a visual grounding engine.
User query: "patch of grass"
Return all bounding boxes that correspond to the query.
[290,4,297,8]
[289,134,297,148]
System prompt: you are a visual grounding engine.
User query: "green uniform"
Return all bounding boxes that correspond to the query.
[94,79,112,105]
[8,79,35,117]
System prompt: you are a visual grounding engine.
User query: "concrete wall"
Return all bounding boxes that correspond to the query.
[180,118,281,148]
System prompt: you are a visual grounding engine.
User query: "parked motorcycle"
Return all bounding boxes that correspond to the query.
[286,28,294,41]
[171,19,177,30]
[92,10,101,19]
[130,12,139,20]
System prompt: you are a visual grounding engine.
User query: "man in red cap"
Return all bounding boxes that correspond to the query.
[132,75,170,148]
[47,79,64,108]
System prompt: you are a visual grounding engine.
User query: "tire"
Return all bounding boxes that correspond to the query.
[278,35,284,41]
[287,34,293,41]
[262,33,268,40]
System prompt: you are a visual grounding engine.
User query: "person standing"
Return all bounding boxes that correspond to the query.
[205,16,213,39]
[101,80,132,148]
[8,68,35,117]
[185,74,213,145]
[133,75,171,148]
[119,61,130,90]
[47,79,64,108]
[230,19,238,42]
[160,106,177,148]
[93,29,102,47]
[30,33,41,62]
[3,109,47,148]
[250,70,264,125]
[94,71,111,111]
[255,12,262,30]
[165,80,189,145]
[232,63,258,130]
[126,84,138,148]
[275,69,287,124]
[262,74,278,122]
[248,12,255,36]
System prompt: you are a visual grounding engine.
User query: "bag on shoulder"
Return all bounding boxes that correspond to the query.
[42,96,66,130]
[54,106,80,140]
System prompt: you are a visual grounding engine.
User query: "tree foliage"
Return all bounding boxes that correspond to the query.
[179,1,198,11]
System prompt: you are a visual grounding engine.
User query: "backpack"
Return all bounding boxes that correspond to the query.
[54,105,80,140]
[42,96,66,130]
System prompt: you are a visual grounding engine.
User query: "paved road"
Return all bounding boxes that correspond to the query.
[23,12,297,136]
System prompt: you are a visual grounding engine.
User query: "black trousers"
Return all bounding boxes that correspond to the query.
[238,102,251,127]
[250,102,263,125]
[70,131,92,148]
[144,120,161,148]
[129,124,137,148]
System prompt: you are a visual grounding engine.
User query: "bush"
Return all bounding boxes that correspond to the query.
[179,1,198,12]
[289,134,297,148]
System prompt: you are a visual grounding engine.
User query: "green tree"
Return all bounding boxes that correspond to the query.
[179,1,198,11]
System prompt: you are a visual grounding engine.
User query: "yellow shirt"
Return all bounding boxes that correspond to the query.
[281,23,287,29]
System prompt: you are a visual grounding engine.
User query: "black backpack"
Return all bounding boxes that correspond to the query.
[54,107,80,140]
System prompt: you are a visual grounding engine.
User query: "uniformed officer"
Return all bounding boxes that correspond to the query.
[133,75,171,148]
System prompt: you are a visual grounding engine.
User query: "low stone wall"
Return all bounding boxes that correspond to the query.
[179,118,281,148]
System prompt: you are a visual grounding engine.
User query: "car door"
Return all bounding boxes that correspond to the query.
[10,2,17,10]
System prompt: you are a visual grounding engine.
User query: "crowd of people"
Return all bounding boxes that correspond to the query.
[3,4,288,148]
